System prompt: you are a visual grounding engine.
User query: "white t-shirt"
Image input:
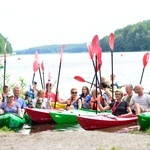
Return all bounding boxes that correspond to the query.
[130,94,150,109]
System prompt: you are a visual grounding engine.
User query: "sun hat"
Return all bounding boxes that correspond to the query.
[7,92,14,97]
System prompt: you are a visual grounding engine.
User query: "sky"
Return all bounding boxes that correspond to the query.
[0,0,150,50]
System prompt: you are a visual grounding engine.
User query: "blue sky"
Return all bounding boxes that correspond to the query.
[0,0,150,50]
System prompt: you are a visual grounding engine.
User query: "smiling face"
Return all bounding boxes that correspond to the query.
[115,90,123,100]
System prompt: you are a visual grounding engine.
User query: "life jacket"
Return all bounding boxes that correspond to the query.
[67,98,79,109]
[90,96,103,111]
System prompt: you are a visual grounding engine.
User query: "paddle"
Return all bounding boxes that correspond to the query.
[91,35,102,114]
[109,33,115,101]
[3,42,7,92]
[139,52,149,84]
[54,45,65,108]
[32,60,40,83]
[47,71,52,107]
[74,75,93,84]
[41,61,45,90]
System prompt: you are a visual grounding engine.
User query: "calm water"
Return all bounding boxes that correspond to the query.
[19,122,139,134]
[1,51,150,97]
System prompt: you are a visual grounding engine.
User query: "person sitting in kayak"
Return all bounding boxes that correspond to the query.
[100,82,112,103]
[0,93,4,114]
[97,89,132,116]
[129,85,150,115]
[90,88,107,111]
[13,85,26,116]
[58,88,82,110]
[32,89,51,109]
[108,74,119,91]
[0,92,22,117]
[79,86,91,109]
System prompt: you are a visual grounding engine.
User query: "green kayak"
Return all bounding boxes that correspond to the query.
[0,113,26,129]
[138,112,150,130]
[49,108,111,124]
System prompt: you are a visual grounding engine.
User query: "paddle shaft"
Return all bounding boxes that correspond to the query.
[139,67,145,84]
[54,62,62,108]
[111,51,114,101]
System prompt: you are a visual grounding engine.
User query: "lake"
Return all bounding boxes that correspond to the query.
[1,51,150,97]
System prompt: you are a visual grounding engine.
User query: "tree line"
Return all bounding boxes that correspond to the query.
[0,19,150,55]
[0,34,12,54]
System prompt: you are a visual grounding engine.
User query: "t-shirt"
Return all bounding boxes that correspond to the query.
[130,94,150,109]
[109,101,129,116]
[1,102,21,114]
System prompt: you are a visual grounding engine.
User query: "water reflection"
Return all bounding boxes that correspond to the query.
[19,122,140,135]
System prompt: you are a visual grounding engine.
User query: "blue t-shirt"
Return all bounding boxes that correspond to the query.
[1,102,21,114]
[16,97,26,109]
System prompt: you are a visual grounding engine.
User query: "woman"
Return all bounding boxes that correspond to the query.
[79,86,91,109]
[97,89,132,116]
[0,92,22,116]
[59,88,82,110]
[33,89,50,109]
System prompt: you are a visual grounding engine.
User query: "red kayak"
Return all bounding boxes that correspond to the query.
[77,113,138,130]
[26,108,55,123]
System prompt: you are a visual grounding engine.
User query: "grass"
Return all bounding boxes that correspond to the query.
[0,126,15,133]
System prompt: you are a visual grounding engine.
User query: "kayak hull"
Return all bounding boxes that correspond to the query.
[0,113,26,129]
[138,112,150,130]
[77,114,138,130]
[26,108,55,123]
[50,109,111,124]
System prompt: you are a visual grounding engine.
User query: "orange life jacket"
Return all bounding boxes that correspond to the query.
[90,96,103,111]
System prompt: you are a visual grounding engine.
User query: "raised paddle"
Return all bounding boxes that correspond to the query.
[41,61,45,90]
[54,45,65,108]
[74,75,93,84]
[109,33,115,101]
[32,59,40,83]
[139,52,149,84]
[3,42,7,92]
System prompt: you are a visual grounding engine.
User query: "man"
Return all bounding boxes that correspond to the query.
[123,84,135,103]
[13,85,26,116]
[129,85,150,115]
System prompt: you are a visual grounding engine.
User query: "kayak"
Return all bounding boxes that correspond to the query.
[51,102,67,109]
[49,109,111,124]
[77,113,138,130]
[0,113,26,129]
[138,112,150,130]
[26,108,56,123]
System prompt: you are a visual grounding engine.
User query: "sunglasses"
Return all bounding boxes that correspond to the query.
[71,92,77,94]
[115,93,121,95]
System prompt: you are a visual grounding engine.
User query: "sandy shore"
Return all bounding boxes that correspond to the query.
[0,130,150,150]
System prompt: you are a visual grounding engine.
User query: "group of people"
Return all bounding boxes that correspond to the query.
[0,74,150,118]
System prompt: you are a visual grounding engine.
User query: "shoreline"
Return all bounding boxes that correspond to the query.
[0,130,150,150]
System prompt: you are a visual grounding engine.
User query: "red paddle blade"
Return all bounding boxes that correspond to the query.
[35,51,40,62]
[97,46,102,65]
[92,35,100,55]
[143,52,149,67]
[33,60,40,73]
[109,33,115,51]
[74,76,85,82]
[41,61,44,72]
[87,43,94,60]
[60,45,65,62]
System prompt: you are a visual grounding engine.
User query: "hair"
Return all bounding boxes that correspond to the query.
[82,86,90,94]
[115,89,124,97]
[37,89,45,97]
[126,84,133,89]
[70,88,77,94]
[91,88,100,95]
